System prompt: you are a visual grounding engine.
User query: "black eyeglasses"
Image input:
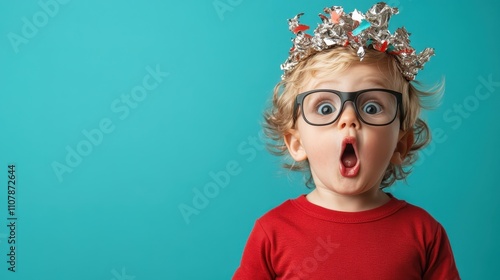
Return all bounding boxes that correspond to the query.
[293,88,405,127]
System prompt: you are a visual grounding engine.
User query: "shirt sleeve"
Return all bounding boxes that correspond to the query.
[233,220,275,280]
[423,223,461,280]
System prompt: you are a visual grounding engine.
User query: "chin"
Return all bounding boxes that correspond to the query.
[327,185,371,196]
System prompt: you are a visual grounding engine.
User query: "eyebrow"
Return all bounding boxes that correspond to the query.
[307,76,391,91]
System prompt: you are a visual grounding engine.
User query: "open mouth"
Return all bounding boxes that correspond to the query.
[341,144,357,168]
[340,137,360,177]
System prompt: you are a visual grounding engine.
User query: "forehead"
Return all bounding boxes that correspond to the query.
[302,62,396,92]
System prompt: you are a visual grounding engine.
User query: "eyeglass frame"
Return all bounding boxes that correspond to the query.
[292,88,405,127]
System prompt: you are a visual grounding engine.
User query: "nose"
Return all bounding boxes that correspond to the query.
[337,102,360,129]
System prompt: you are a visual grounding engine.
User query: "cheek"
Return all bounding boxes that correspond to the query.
[301,131,340,165]
[311,142,340,164]
[361,128,400,163]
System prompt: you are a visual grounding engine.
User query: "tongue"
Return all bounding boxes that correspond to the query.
[342,153,357,168]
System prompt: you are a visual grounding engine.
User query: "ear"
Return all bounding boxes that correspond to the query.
[390,130,414,165]
[284,129,308,161]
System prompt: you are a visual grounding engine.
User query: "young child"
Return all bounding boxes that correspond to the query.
[233,2,460,279]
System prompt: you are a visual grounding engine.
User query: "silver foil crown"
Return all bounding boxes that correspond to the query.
[280,2,435,81]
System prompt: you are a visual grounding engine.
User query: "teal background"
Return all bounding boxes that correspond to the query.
[1,0,499,279]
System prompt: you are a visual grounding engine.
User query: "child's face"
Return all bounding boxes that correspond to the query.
[285,62,410,197]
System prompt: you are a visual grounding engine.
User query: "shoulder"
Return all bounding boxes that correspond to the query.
[397,199,441,225]
[254,196,305,229]
[258,197,299,219]
[391,198,446,239]
[394,202,460,278]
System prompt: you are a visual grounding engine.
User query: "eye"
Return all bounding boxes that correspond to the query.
[362,102,383,115]
[317,102,336,115]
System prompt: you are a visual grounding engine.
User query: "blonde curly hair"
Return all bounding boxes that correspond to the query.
[264,47,442,188]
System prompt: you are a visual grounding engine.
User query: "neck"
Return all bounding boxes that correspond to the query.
[306,187,390,212]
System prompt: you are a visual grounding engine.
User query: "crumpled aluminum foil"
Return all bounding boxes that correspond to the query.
[280,2,434,81]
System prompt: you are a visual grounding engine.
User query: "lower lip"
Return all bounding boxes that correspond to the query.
[340,162,360,177]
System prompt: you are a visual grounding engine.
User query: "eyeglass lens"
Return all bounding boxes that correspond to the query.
[301,90,398,125]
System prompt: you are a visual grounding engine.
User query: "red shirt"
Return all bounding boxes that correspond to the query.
[233,194,460,280]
